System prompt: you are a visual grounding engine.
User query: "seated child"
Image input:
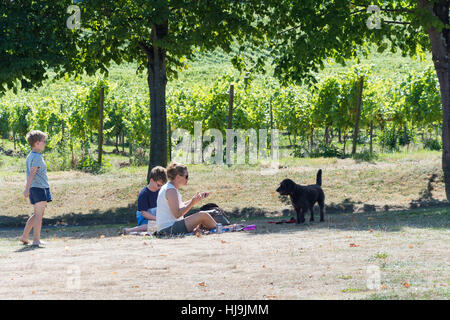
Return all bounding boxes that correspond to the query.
[121,166,167,234]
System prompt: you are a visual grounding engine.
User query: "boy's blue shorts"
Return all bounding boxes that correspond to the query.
[136,208,156,226]
[29,187,52,205]
[136,212,148,226]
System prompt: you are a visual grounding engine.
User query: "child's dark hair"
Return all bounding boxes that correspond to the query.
[150,166,168,184]
[26,130,47,148]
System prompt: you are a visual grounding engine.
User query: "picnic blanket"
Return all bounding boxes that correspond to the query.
[126,224,256,237]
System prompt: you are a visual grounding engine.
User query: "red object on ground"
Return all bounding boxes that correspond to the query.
[267,217,296,224]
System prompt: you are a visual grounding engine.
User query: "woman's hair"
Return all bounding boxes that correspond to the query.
[166,162,187,181]
[149,166,167,184]
[26,130,47,147]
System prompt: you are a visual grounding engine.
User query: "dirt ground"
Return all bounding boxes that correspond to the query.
[0,208,448,300]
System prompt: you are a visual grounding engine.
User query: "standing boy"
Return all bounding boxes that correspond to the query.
[20,130,51,247]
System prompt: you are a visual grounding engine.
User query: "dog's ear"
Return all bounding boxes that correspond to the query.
[285,180,296,194]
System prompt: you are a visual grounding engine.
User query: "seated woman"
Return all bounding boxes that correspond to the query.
[156,162,217,236]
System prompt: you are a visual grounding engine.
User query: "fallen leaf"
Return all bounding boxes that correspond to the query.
[143,242,148,246]
[264,295,277,300]
[403,282,410,288]
[381,285,387,290]
[32,291,35,294]
[199,282,207,287]
[195,232,202,237]
[111,272,117,275]
[369,229,373,233]
[160,254,167,257]
[409,244,413,249]
[220,240,228,244]
[262,265,266,268]
[100,235,105,239]
[134,285,139,288]
[349,243,360,247]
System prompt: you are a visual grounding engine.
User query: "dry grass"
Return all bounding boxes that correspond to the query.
[0,150,446,226]
[0,150,448,300]
[0,208,448,300]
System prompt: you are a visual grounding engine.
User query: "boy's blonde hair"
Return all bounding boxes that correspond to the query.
[149,166,168,184]
[26,130,47,148]
[166,162,187,181]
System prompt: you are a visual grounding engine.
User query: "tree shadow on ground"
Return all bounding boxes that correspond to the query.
[1,173,448,242]
[239,206,449,238]
[0,203,137,229]
[0,204,448,245]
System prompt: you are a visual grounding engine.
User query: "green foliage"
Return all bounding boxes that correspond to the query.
[0,62,443,165]
[377,127,400,152]
[423,138,441,151]
[0,102,10,138]
[130,147,148,166]
[268,0,440,87]
[310,142,343,158]
[0,1,80,94]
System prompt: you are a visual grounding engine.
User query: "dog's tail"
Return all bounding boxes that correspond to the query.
[316,169,322,186]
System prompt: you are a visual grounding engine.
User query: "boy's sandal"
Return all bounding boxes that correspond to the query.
[119,227,128,235]
[31,241,46,247]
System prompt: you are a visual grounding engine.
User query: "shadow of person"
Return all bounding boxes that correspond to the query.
[14,245,44,253]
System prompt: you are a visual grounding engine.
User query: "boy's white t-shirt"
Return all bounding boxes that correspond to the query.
[156,182,183,231]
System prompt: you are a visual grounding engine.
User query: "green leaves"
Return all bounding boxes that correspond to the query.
[0,1,80,95]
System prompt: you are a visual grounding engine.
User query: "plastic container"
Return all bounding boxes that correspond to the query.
[147,220,157,233]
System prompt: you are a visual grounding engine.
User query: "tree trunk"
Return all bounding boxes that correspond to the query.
[122,130,125,153]
[168,121,172,162]
[293,131,297,150]
[98,86,104,165]
[70,138,74,168]
[140,22,169,183]
[352,76,364,155]
[61,104,65,143]
[421,0,450,199]
[325,126,329,147]
[343,131,347,155]
[270,98,273,129]
[369,121,374,154]
[404,123,409,147]
[228,84,234,130]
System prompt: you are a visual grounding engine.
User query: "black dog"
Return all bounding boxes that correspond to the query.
[276,169,325,224]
